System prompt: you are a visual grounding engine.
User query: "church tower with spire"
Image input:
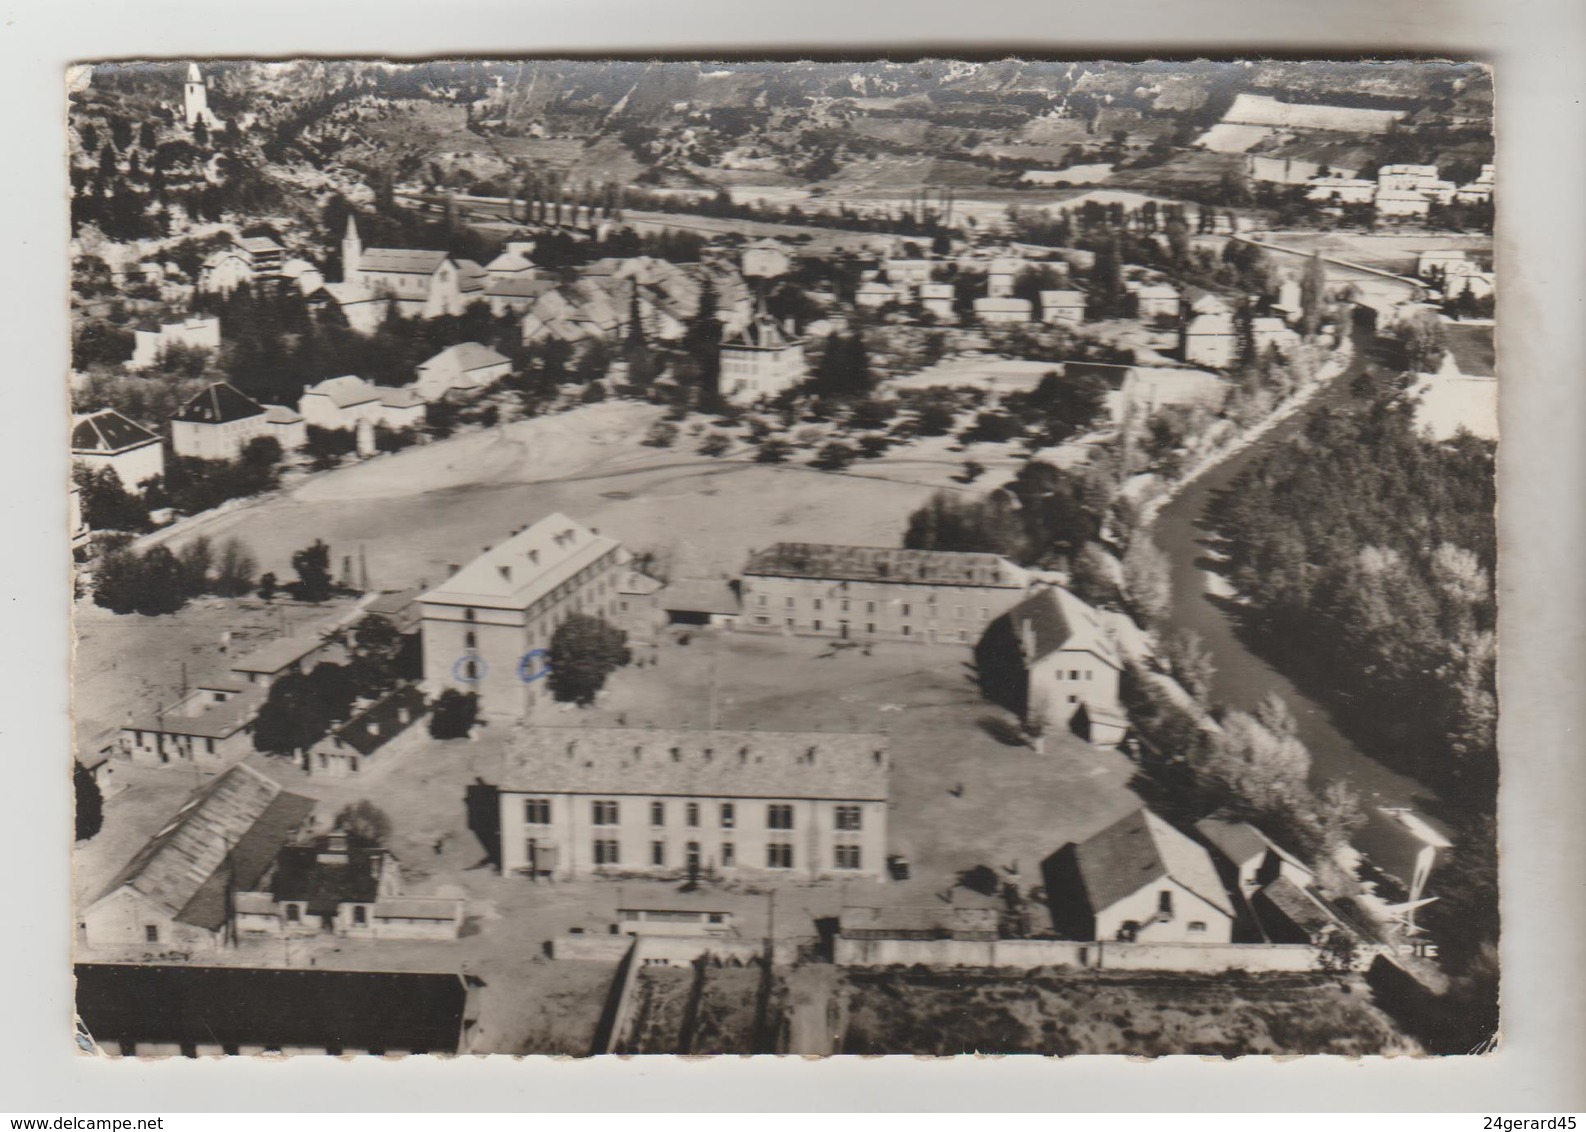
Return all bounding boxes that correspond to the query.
[341,215,363,287]
[183,63,214,129]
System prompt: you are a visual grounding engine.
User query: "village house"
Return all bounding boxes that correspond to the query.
[973,296,1033,325]
[331,216,481,323]
[1455,164,1495,204]
[855,280,904,309]
[128,316,221,370]
[1196,818,1314,897]
[1182,311,1239,368]
[229,632,337,690]
[740,238,792,279]
[1250,316,1301,357]
[1416,249,1470,279]
[656,578,742,628]
[169,381,305,460]
[1374,189,1432,219]
[1304,177,1378,205]
[1134,282,1182,321]
[739,543,1032,645]
[1377,164,1442,193]
[1039,290,1087,326]
[418,512,630,717]
[305,684,428,778]
[992,585,1126,745]
[71,409,164,492]
[617,894,739,938]
[119,676,266,767]
[298,376,426,433]
[615,570,666,647]
[80,765,315,952]
[918,283,956,321]
[484,241,537,282]
[986,257,1023,298]
[198,235,287,295]
[1063,361,1228,425]
[883,258,935,287]
[232,829,465,941]
[1062,808,1236,943]
[1444,269,1495,302]
[412,342,512,402]
[485,276,555,317]
[719,307,807,405]
[496,726,890,882]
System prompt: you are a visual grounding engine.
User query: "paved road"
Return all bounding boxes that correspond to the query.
[1147,323,1449,845]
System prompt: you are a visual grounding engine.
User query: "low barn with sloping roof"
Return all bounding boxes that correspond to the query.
[80,765,315,952]
[1069,808,1235,943]
[497,726,890,882]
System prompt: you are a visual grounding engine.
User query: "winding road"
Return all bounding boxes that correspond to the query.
[1147,324,1448,850]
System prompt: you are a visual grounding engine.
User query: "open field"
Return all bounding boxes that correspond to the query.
[836,968,1422,1056]
[1255,230,1493,276]
[144,400,962,598]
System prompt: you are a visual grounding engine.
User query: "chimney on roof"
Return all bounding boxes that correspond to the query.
[448,563,460,576]
[498,565,512,583]
[528,549,539,566]
[703,747,713,762]
[670,746,682,762]
[566,739,577,758]
[806,745,818,764]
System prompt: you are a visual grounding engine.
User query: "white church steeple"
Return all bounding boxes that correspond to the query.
[183,63,215,129]
[341,214,363,286]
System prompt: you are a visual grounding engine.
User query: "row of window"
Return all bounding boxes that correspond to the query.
[585,839,863,871]
[750,616,971,641]
[527,799,863,832]
[753,595,990,620]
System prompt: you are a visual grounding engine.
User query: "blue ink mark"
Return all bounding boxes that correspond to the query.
[453,655,487,683]
[518,648,552,684]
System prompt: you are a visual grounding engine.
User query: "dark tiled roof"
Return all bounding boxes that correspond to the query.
[175,791,317,932]
[501,726,890,802]
[744,543,1025,589]
[171,382,265,425]
[270,837,387,914]
[75,964,468,1053]
[92,766,314,932]
[71,410,159,454]
[1074,809,1234,919]
[360,248,451,275]
[1195,817,1270,868]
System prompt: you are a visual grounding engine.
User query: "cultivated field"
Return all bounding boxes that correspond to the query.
[836,968,1422,1056]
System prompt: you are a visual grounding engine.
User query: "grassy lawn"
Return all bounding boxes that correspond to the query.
[837,968,1422,1056]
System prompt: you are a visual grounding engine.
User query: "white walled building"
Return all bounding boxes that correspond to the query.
[719,309,807,405]
[71,410,164,492]
[298,376,426,432]
[1002,585,1126,745]
[1183,312,1239,368]
[1072,809,1236,943]
[128,317,221,370]
[418,512,629,717]
[496,727,890,882]
[170,382,304,461]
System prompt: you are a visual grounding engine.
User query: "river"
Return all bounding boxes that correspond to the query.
[1147,327,1451,867]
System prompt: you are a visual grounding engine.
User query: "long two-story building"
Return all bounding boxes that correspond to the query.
[738,543,1032,645]
[496,727,890,882]
[418,513,630,717]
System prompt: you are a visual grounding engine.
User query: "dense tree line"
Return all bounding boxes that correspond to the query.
[1213,385,1496,798]
[91,535,257,615]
